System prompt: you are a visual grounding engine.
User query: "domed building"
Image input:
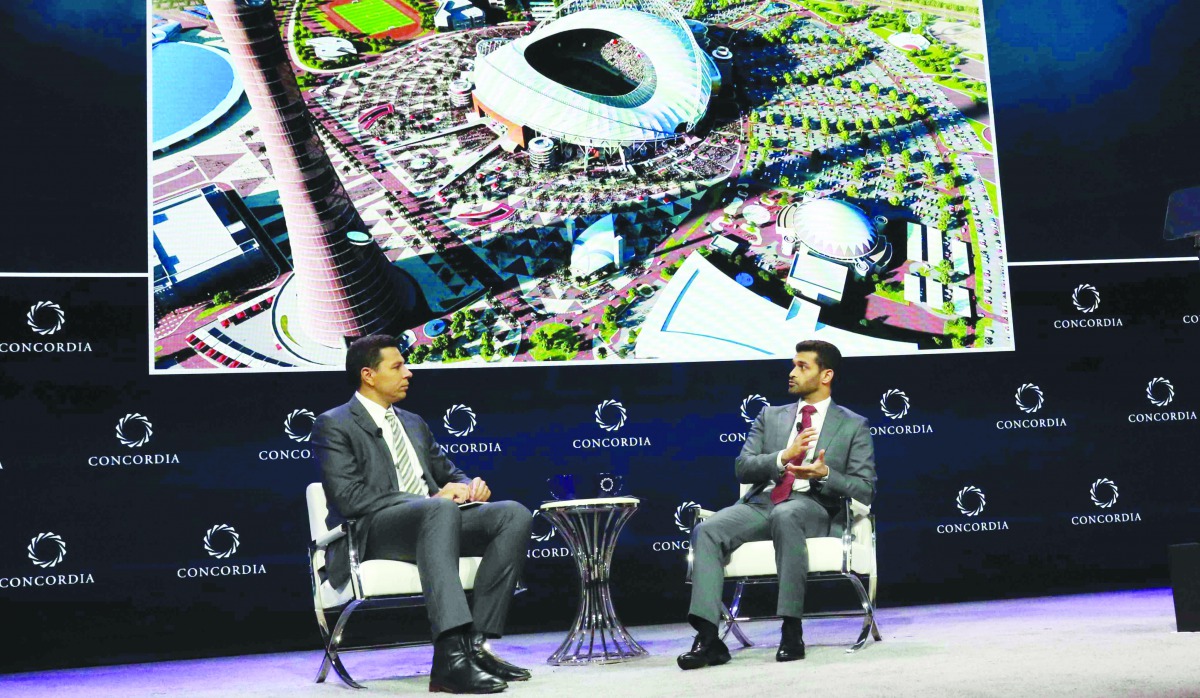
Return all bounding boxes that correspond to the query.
[777,199,891,273]
[776,198,892,305]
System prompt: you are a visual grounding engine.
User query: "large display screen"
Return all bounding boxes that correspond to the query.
[149,0,1012,371]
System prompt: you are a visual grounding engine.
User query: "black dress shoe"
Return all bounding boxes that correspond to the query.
[776,618,805,662]
[677,633,732,670]
[430,632,508,694]
[469,633,531,682]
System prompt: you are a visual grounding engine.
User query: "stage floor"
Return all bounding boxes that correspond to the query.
[6,589,1199,697]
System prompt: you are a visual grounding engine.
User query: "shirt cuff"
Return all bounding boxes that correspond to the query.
[776,451,786,474]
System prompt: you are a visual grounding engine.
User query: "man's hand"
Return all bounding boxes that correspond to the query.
[467,477,491,503]
[781,427,818,465]
[434,482,470,503]
[785,449,830,480]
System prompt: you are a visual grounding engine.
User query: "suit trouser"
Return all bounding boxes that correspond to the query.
[363,497,532,639]
[688,492,832,627]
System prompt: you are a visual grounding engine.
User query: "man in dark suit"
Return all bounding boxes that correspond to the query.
[678,340,877,669]
[313,335,532,694]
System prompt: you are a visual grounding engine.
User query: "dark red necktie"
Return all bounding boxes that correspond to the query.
[770,404,818,505]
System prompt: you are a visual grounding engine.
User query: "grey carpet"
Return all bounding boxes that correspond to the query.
[5,589,1199,697]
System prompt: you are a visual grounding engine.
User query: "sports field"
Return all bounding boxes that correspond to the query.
[329,0,415,34]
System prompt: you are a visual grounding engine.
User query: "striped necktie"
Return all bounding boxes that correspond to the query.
[384,410,427,496]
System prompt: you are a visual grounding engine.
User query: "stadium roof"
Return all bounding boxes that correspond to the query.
[152,41,243,151]
[472,0,716,147]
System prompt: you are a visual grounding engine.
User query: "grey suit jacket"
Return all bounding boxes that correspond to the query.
[313,397,471,589]
[735,400,877,512]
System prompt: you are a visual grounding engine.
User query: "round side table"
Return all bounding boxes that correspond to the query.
[538,496,648,665]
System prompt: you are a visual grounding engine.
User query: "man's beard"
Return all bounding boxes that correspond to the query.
[789,380,817,398]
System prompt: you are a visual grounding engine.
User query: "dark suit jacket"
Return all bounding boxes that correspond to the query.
[313,396,470,589]
[734,400,877,516]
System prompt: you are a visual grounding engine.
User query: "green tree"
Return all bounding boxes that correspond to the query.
[935,259,953,280]
[451,310,468,337]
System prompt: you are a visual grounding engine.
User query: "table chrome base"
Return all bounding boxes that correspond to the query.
[541,499,649,665]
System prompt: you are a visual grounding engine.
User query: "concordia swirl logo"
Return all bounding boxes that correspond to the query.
[594,399,627,432]
[443,404,477,437]
[674,501,702,534]
[1072,284,1100,313]
[115,413,154,448]
[203,524,240,559]
[1014,384,1044,414]
[880,389,909,419]
[530,510,555,543]
[26,301,66,335]
[740,394,769,424]
[27,532,67,568]
[956,486,986,516]
[1128,376,1194,424]
[1090,478,1118,508]
[284,409,315,443]
[1146,378,1174,407]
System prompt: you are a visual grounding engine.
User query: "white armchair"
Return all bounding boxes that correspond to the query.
[688,486,881,652]
[306,483,483,689]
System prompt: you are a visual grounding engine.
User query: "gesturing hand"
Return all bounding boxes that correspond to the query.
[785,449,830,480]
[781,427,818,465]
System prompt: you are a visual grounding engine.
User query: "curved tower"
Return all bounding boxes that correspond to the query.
[206,0,412,348]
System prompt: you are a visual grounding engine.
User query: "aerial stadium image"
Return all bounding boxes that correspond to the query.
[150,0,1010,370]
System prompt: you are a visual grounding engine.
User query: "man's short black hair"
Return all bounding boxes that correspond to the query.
[795,339,841,375]
[346,334,400,387]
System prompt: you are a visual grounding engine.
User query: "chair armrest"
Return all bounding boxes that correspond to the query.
[848,499,871,519]
[312,522,351,550]
[697,508,715,519]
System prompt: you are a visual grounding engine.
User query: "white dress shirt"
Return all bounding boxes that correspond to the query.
[775,396,832,492]
[354,392,426,494]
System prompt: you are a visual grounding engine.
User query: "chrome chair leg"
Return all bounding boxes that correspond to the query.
[324,600,366,689]
[720,582,754,648]
[844,573,880,653]
[314,608,334,684]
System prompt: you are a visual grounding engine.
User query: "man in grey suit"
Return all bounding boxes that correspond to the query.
[678,340,877,669]
[313,335,533,694]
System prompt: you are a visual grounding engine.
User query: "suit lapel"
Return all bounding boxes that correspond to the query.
[776,402,799,449]
[349,397,399,490]
[397,409,436,489]
[815,401,848,461]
